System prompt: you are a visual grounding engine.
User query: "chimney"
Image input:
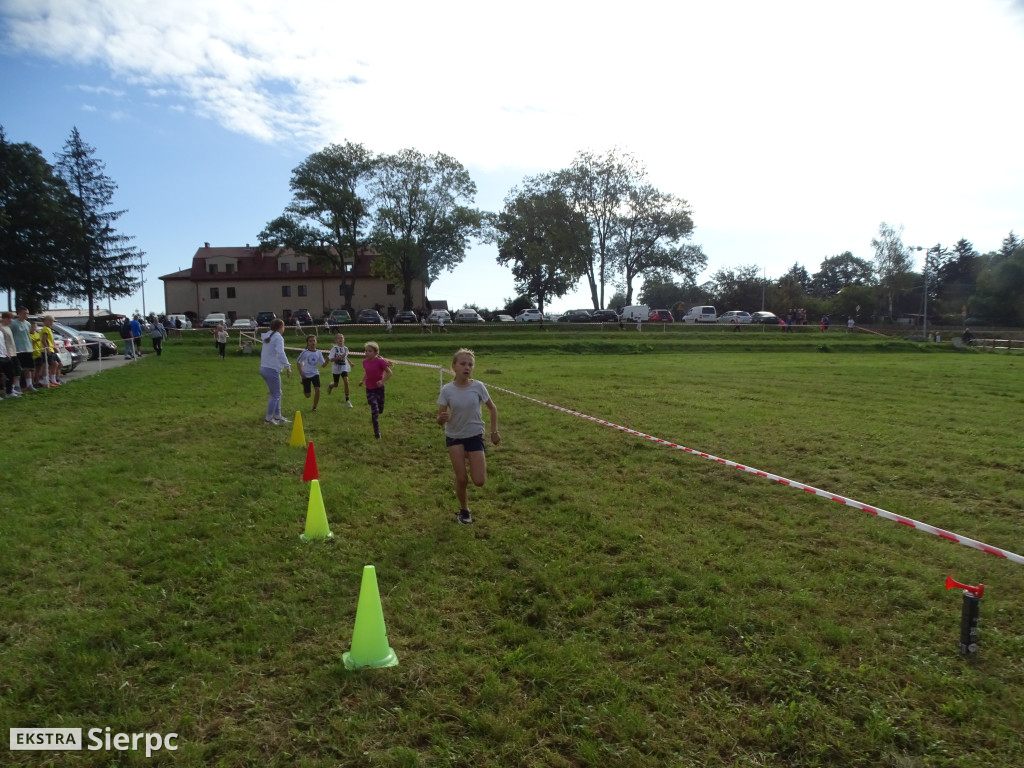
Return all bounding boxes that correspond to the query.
[204,242,210,248]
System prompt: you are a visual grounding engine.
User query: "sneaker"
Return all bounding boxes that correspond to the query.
[274,416,291,424]
[48,383,60,388]
[8,391,21,398]
[327,383,335,395]
[264,418,280,426]
[311,407,317,413]
[345,400,353,408]
[456,509,473,525]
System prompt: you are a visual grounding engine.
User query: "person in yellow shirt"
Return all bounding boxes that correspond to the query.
[29,321,43,385]
[38,316,61,387]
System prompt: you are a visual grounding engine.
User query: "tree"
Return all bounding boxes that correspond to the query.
[972,241,1024,325]
[612,183,703,304]
[706,265,764,310]
[488,175,591,314]
[370,149,482,310]
[810,252,875,298]
[54,127,142,329]
[555,148,643,309]
[998,230,1020,259]
[0,127,76,310]
[870,222,914,321]
[259,141,375,311]
[934,238,979,318]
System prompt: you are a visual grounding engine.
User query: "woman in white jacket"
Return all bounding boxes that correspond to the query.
[259,318,292,424]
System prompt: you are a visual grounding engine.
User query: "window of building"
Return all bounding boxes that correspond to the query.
[227,287,236,299]
[208,264,217,274]
[282,285,291,297]
[280,263,290,273]
[210,287,219,299]
[225,264,234,274]
[386,283,396,296]
[296,262,306,273]
[298,285,307,297]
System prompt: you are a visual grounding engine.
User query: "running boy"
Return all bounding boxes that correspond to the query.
[296,335,326,412]
[436,348,500,524]
[359,341,393,439]
[326,333,353,407]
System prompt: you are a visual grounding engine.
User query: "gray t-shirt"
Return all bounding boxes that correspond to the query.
[438,380,490,439]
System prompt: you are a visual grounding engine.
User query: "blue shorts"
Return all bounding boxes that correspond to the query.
[445,434,485,452]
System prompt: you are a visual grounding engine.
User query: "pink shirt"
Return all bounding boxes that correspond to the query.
[362,356,390,388]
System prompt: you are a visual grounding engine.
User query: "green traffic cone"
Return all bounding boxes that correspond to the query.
[300,479,333,542]
[343,565,398,670]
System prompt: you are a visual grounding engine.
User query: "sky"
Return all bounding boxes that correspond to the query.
[2,0,1023,318]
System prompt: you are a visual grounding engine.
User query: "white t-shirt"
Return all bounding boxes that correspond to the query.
[328,345,351,374]
[296,349,325,378]
[438,380,491,439]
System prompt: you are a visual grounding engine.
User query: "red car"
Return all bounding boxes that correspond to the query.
[648,309,674,322]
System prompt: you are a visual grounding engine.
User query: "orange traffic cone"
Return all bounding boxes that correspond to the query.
[303,441,319,481]
[343,565,398,669]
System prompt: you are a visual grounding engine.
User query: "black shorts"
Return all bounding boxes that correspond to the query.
[44,352,60,365]
[17,351,34,368]
[302,374,321,394]
[445,434,486,452]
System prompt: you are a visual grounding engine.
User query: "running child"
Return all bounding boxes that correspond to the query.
[326,333,353,407]
[436,348,500,525]
[296,334,326,412]
[215,323,228,359]
[358,341,393,439]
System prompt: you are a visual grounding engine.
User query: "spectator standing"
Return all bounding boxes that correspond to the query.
[120,319,135,359]
[215,323,228,360]
[150,319,166,356]
[9,307,38,392]
[130,316,143,357]
[1,312,24,396]
[259,318,291,425]
[39,315,61,387]
[847,316,854,332]
[437,314,446,333]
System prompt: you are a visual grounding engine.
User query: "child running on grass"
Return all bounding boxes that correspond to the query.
[358,341,393,439]
[436,348,500,525]
[326,333,353,407]
[296,334,326,412]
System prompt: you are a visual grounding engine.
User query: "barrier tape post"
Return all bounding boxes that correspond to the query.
[945,575,984,655]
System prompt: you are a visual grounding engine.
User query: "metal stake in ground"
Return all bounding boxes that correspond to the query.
[945,575,984,656]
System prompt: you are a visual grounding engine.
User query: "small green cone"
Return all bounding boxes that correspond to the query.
[343,565,398,670]
[300,479,334,542]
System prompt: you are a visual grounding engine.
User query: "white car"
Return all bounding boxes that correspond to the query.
[514,309,543,322]
[427,310,451,323]
[232,319,254,329]
[201,312,228,328]
[454,309,485,323]
[718,311,753,324]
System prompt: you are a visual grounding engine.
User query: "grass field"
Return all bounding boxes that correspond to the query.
[2,328,1022,767]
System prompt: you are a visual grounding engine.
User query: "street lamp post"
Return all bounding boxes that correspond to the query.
[911,246,928,338]
[140,254,146,318]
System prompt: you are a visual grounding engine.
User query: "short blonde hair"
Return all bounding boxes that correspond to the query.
[364,341,379,354]
[452,348,475,366]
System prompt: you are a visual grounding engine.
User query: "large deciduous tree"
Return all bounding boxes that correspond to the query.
[0,127,76,310]
[871,222,914,322]
[555,149,642,309]
[810,252,875,298]
[370,149,482,310]
[259,141,375,310]
[54,127,142,329]
[488,175,591,314]
[612,183,703,305]
[707,265,764,311]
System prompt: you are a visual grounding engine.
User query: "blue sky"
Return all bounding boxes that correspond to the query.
[2,0,1023,317]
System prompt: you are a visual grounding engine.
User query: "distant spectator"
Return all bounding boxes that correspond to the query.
[0,313,18,399]
[962,328,975,346]
[39,315,62,387]
[120,319,135,359]
[150,319,166,356]
[847,316,854,332]
[10,307,38,392]
[130,316,143,357]
[820,314,830,332]
[215,324,228,360]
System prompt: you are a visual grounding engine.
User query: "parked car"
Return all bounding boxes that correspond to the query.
[751,311,781,324]
[620,305,650,323]
[255,311,277,325]
[231,318,253,329]
[681,305,718,323]
[557,309,592,323]
[718,310,753,324]
[514,309,543,322]
[356,309,385,324]
[290,309,314,325]
[427,309,452,323]
[393,310,418,324]
[327,309,352,325]
[166,313,192,329]
[49,322,86,371]
[201,312,228,328]
[590,309,619,323]
[494,314,514,322]
[648,309,674,322]
[455,309,485,323]
[76,328,118,360]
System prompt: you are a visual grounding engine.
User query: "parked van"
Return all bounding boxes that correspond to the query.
[681,305,717,323]
[620,305,649,322]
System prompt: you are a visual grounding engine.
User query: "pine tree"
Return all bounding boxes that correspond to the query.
[54,127,143,328]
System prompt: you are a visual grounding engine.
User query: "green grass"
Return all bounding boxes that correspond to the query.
[2,330,1022,767]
